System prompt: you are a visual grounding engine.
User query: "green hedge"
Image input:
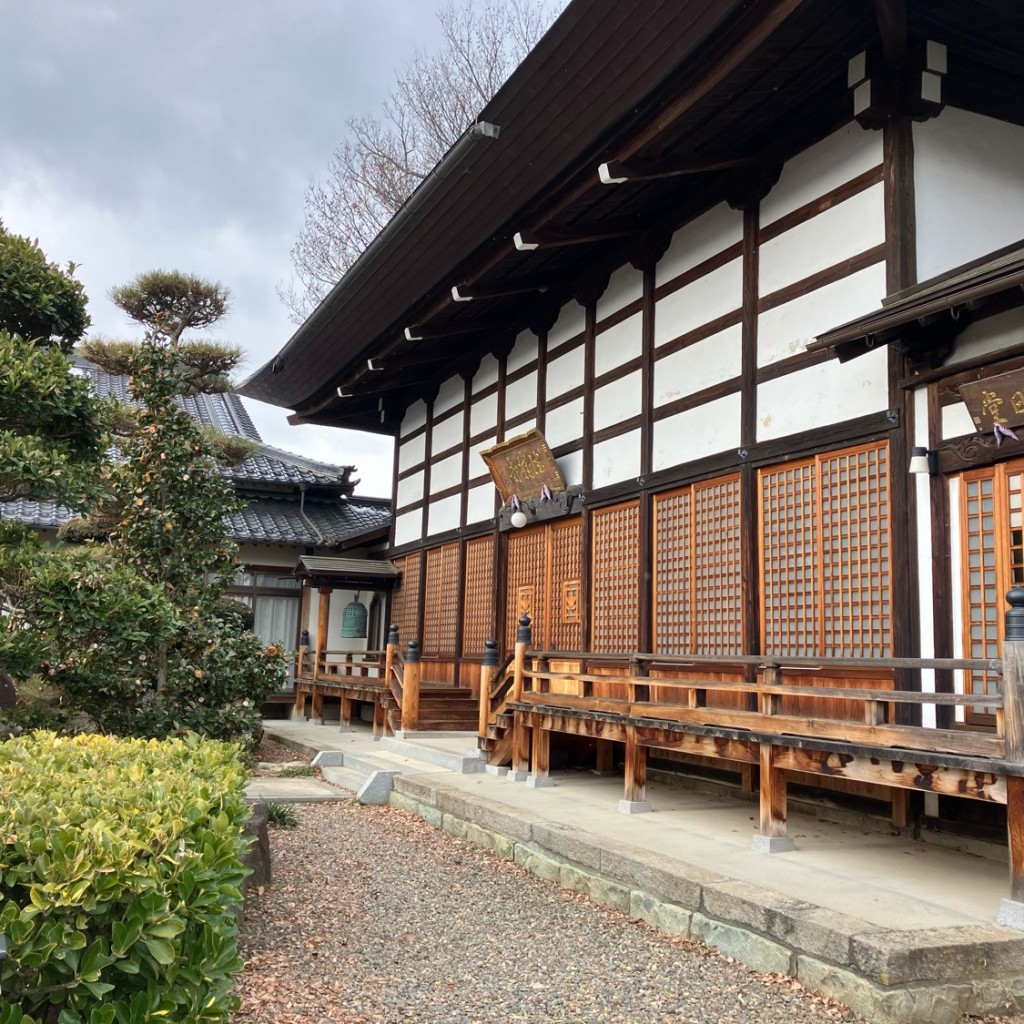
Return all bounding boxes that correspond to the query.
[0,732,251,1024]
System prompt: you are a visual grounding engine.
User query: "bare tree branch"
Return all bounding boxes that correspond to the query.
[279,0,566,324]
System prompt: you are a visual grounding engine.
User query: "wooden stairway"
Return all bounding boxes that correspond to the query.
[382,683,479,733]
[479,710,513,766]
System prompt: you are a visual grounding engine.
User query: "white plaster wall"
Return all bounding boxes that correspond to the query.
[507,330,539,374]
[654,258,743,347]
[593,369,642,432]
[548,303,586,349]
[547,343,586,398]
[756,346,888,441]
[308,587,371,654]
[758,262,886,367]
[430,451,462,494]
[473,354,500,393]
[398,431,426,472]
[654,324,742,407]
[557,449,583,487]
[595,311,642,377]
[393,509,422,547]
[597,265,643,320]
[656,203,743,286]
[470,391,498,437]
[469,434,497,476]
[759,183,885,296]
[592,429,641,488]
[912,384,937,727]
[651,392,742,471]
[545,396,585,449]
[915,108,1024,281]
[237,545,297,567]
[941,402,975,440]
[433,376,464,417]
[431,408,464,454]
[761,122,883,226]
[396,471,424,509]
[944,306,1024,368]
[505,369,538,420]
[428,493,461,535]
[400,400,427,438]
[466,483,495,524]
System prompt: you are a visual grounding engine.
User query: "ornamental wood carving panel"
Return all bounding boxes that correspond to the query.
[591,501,640,653]
[692,475,743,656]
[423,543,459,657]
[506,527,547,650]
[391,553,422,647]
[461,536,494,657]
[548,520,582,652]
[819,444,890,658]
[653,488,692,655]
[760,460,819,656]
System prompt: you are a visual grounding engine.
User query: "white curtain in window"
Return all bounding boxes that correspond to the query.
[253,596,300,689]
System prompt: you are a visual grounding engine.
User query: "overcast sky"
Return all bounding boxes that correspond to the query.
[0,0,496,497]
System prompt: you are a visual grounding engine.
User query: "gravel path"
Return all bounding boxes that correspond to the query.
[235,803,863,1024]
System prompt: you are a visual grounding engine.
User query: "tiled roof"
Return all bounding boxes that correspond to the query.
[227,496,391,546]
[2,494,391,548]
[3,360,389,546]
[71,357,355,491]
[1,498,74,530]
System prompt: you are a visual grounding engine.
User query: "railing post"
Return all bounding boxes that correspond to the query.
[512,615,531,702]
[401,639,421,733]
[294,644,308,715]
[997,587,1024,929]
[479,638,498,739]
[384,624,398,683]
[753,743,795,853]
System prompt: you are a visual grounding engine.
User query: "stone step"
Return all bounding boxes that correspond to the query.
[379,734,486,773]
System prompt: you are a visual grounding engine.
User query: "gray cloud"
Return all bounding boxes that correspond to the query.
[0,0,455,495]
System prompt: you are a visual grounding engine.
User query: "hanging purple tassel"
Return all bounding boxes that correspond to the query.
[994,423,1019,447]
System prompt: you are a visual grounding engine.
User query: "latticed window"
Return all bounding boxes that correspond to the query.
[390,553,422,648]
[591,501,640,653]
[423,543,460,656]
[505,520,582,650]
[461,536,495,657]
[759,442,891,658]
[959,462,1024,725]
[653,475,743,655]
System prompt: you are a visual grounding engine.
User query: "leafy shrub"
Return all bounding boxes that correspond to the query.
[0,732,251,1023]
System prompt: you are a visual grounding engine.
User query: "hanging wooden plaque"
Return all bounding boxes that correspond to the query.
[960,368,1024,432]
[481,429,565,503]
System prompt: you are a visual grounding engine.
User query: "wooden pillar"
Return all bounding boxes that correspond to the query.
[753,743,795,852]
[401,639,421,734]
[311,685,323,725]
[510,709,531,781]
[315,586,332,681]
[478,638,498,740]
[997,588,1024,927]
[340,697,353,728]
[595,739,615,775]
[372,697,385,740]
[618,726,651,814]
[527,713,552,788]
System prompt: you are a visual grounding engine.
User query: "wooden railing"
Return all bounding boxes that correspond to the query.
[477,616,530,740]
[494,591,1024,921]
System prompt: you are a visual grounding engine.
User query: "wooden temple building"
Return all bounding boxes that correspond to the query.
[245,0,1024,922]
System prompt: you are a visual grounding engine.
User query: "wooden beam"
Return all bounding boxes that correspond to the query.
[514,228,634,251]
[873,0,907,67]
[774,747,1007,803]
[452,282,547,302]
[599,155,751,185]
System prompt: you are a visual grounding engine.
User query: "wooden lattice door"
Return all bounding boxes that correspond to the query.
[505,520,581,650]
